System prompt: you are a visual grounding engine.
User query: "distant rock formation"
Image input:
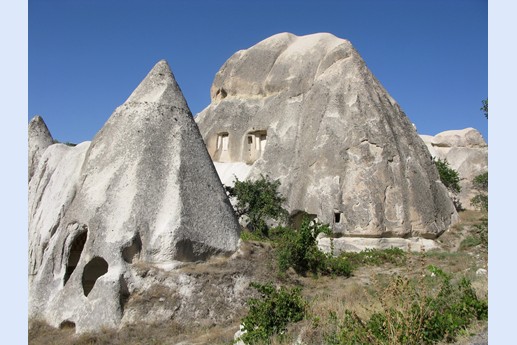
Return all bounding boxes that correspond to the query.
[28,115,54,181]
[28,60,241,332]
[420,128,488,210]
[196,32,457,239]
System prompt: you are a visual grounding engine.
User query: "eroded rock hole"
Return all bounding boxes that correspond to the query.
[217,88,227,99]
[59,320,76,330]
[82,257,109,297]
[122,233,142,263]
[119,276,130,313]
[175,239,211,262]
[63,231,88,286]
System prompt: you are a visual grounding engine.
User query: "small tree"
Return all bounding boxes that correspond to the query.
[225,175,288,237]
[481,99,488,119]
[434,158,461,194]
[240,282,306,344]
[471,172,488,211]
[276,218,331,275]
[276,217,352,277]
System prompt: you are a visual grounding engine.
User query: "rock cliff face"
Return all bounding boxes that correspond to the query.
[196,32,457,238]
[28,60,241,332]
[420,128,488,210]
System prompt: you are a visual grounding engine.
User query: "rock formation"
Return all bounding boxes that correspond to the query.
[28,115,54,182]
[420,128,488,209]
[28,60,241,332]
[196,32,457,239]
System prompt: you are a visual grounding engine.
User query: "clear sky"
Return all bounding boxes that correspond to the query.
[29,0,487,144]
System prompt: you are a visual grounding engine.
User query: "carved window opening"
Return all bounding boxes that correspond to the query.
[217,132,229,152]
[289,210,317,230]
[214,132,230,162]
[334,212,342,224]
[246,130,267,164]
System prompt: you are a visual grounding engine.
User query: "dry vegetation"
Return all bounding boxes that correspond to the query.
[29,211,487,345]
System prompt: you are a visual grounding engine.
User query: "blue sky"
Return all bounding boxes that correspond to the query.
[29,0,487,144]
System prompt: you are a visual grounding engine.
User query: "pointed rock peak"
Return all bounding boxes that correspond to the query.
[29,115,53,143]
[125,60,189,109]
[28,115,55,181]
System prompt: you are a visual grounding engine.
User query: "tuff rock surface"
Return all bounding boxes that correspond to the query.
[28,60,241,332]
[28,115,54,182]
[196,32,457,239]
[420,128,488,210]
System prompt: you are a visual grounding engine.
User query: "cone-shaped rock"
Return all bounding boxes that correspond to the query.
[28,60,240,332]
[196,33,457,238]
[28,115,54,181]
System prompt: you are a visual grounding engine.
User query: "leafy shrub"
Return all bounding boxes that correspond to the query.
[339,247,406,268]
[470,172,488,211]
[470,195,488,212]
[275,219,406,277]
[240,282,306,344]
[461,217,488,250]
[323,255,354,277]
[459,235,483,250]
[240,229,269,242]
[434,158,461,194]
[472,172,488,191]
[276,218,329,275]
[323,266,488,344]
[225,175,288,237]
[275,217,352,277]
[481,99,488,119]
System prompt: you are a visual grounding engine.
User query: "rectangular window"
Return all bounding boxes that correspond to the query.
[222,134,229,151]
[217,133,229,151]
[260,135,267,152]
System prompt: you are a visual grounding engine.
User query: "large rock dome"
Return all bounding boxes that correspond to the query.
[196,32,457,238]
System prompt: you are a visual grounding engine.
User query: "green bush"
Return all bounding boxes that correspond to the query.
[339,247,406,268]
[225,175,288,237]
[275,218,329,275]
[324,266,488,344]
[239,282,306,344]
[275,219,406,277]
[470,172,488,211]
[275,218,353,277]
[481,99,488,119]
[460,217,488,250]
[434,158,461,194]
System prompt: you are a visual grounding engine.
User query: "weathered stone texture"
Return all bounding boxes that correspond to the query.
[28,115,55,181]
[28,60,240,332]
[196,32,457,238]
[420,128,488,210]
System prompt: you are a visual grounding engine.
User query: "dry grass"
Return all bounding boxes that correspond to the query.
[29,318,239,345]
